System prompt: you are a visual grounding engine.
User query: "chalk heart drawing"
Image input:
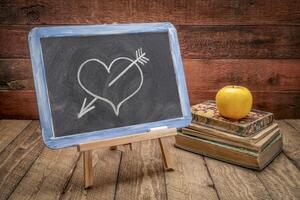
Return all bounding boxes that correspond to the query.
[77,48,150,118]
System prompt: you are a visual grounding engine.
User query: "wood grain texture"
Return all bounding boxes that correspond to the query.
[61,149,121,200]
[0,1,300,120]
[0,79,34,90]
[204,157,272,200]
[0,26,30,59]
[255,154,300,200]
[114,140,167,200]
[178,25,300,59]
[83,150,93,188]
[158,137,174,171]
[286,119,300,131]
[0,59,33,90]
[0,120,30,152]
[0,121,44,200]
[8,147,80,200]
[277,120,300,170]
[0,90,38,119]
[1,25,300,59]
[1,0,300,25]
[164,137,219,200]
[184,59,300,91]
[0,120,299,199]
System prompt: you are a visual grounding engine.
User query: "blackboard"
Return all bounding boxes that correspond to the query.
[29,23,191,149]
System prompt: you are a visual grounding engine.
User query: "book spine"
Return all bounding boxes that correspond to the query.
[192,113,245,136]
[175,133,282,170]
[245,114,274,136]
[192,113,274,137]
[181,128,260,151]
[175,134,259,169]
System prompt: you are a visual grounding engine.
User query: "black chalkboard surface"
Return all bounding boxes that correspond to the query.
[29,23,191,148]
[41,32,181,137]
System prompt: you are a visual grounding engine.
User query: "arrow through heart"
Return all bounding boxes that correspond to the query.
[77,48,150,118]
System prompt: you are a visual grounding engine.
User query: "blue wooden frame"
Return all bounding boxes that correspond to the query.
[28,22,191,149]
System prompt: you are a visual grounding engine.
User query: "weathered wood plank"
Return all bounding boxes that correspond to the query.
[114,140,167,200]
[164,137,219,200]
[0,0,300,25]
[2,59,300,91]
[1,25,300,59]
[0,120,31,152]
[178,25,300,59]
[0,90,38,119]
[188,91,300,119]
[0,59,33,90]
[0,59,32,80]
[61,149,121,200]
[204,157,272,200]
[0,119,298,199]
[184,59,300,91]
[0,121,44,200]
[285,119,300,131]
[0,79,34,90]
[255,154,300,200]
[0,26,30,59]
[277,120,300,170]
[1,90,299,119]
[8,146,80,200]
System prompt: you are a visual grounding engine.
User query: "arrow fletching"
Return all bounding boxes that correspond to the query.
[135,48,150,65]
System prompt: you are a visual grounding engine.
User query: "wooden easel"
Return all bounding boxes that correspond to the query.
[77,128,177,188]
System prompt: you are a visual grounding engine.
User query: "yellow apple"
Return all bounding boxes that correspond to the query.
[216,86,253,120]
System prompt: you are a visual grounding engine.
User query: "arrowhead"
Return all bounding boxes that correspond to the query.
[77,97,96,119]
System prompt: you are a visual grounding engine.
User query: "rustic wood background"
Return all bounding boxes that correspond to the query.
[0,0,300,119]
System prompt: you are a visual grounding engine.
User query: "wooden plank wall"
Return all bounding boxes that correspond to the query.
[0,0,300,119]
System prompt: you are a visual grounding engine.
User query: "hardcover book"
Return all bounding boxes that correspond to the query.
[182,123,279,151]
[191,100,274,137]
[175,132,282,170]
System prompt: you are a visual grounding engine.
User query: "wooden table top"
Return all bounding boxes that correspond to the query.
[0,119,299,200]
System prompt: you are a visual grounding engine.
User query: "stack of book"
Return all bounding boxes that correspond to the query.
[175,100,282,170]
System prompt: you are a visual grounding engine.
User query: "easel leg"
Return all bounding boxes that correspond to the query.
[83,150,93,188]
[110,146,117,150]
[158,138,174,171]
[126,143,133,150]
[110,143,132,151]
